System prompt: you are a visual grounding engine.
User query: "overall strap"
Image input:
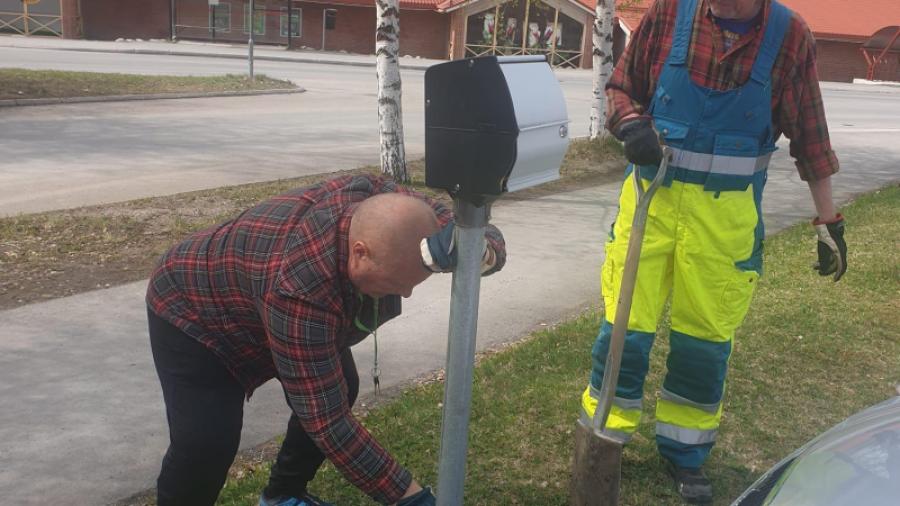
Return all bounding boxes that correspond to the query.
[668,0,700,65]
[750,1,792,85]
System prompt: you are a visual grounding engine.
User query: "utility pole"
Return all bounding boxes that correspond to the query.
[170,0,177,41]
[248,0,255,81]
[322,8,336,51]
[287,1,293,48]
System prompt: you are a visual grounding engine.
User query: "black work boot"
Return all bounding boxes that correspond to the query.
[666,461,713,504]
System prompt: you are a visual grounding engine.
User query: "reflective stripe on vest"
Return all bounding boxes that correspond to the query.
[656,422,718,445]
[669,147,772,177]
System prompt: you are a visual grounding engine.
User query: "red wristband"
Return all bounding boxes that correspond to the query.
[812,213,843,226]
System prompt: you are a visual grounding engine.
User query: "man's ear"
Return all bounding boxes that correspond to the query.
[350,240,369,260]
[347,240,369,281]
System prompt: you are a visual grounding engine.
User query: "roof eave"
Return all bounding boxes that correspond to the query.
[813,32,869,43]
[438,0,592,15]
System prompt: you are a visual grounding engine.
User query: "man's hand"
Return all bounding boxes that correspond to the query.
[613,116,663,167]
[397,486,436,506]
[421,222,498,274]
[813,214,847,281]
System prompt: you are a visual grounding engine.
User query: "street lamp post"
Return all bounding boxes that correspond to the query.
[248,0,255,81]
[322,8,336,51]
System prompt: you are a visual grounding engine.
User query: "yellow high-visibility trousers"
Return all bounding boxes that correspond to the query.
[581,171,763,468]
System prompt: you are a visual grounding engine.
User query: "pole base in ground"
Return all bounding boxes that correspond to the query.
[571,418,622,506]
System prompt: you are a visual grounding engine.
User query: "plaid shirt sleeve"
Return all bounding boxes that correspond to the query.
[774,18,840,181]
[262,295,412,504]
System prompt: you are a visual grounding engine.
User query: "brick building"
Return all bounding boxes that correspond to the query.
[6,0,898,79]
[170,0,599,67]
[7,0,598,68]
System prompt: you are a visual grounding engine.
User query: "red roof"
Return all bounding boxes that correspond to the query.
[778,0,900,40]
[616,1,653,32]
[611,0,900,40]
[317,0,899,41]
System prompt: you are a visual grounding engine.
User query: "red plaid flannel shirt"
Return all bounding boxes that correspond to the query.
[146,174,506,503]
[607,0,839,181]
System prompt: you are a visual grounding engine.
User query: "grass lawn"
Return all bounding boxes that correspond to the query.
[0,137,623,310]
[213,184,899,505]
[0,69,296,100]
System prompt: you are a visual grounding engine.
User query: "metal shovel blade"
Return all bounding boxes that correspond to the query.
[571,418,622,506]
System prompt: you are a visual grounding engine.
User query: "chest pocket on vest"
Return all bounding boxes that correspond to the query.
[654,117,690,147]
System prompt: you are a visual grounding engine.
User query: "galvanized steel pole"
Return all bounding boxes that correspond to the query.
[436,199,489,506]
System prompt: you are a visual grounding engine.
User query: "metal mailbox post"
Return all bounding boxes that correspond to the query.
[424,55,569,505]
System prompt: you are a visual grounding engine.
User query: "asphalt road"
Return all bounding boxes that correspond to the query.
[2,47,898,216]
[0,46,593,215]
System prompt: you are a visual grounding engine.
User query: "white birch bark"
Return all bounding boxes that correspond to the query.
[589,0,616,139]
[375,0,408,182]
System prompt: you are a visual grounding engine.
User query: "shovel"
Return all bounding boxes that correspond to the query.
[571,147,671,506]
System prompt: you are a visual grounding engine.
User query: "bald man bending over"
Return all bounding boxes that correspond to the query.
[146,175,505,506]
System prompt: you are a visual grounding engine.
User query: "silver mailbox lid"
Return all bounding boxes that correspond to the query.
[497,56,569,133]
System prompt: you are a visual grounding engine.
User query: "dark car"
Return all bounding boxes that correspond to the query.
[731,393,900,506]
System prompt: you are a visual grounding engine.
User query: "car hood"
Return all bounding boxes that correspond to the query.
[732,395,900,506]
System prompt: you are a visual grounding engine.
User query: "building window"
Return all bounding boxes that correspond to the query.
[280,7,301,37]
[464,0,584,68]
[244,2,265,35]
[210,2,232,33]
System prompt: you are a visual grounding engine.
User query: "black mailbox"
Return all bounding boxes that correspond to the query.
[425,55,569,205]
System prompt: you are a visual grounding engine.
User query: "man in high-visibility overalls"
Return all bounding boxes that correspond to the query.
[580,0,848,503]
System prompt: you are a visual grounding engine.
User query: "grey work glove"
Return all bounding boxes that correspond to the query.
[397,486,436,506]
[421,222,497,274]
[813,214,847,281]
[614,116,664,167]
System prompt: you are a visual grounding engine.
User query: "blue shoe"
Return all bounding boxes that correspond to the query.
[258,492,335,506]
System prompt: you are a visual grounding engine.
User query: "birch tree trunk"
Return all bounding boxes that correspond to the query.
[589,0,615,139]
[375,0,408,182]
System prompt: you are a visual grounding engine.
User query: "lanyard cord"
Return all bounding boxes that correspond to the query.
[353,294,380,395]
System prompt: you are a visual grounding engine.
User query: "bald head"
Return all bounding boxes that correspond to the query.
[347,193,440,298]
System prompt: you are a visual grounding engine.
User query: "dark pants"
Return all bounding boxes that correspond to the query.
[149,310,359,506]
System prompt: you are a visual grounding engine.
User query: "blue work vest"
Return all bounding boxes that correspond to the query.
[642,0,793,193]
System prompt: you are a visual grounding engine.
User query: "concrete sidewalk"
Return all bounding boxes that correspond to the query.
[0,35,442,70]
[1,140,898,504]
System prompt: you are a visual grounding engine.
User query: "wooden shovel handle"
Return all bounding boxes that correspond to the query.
[592,147,672,433]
